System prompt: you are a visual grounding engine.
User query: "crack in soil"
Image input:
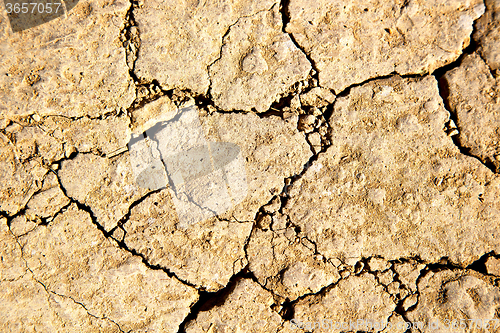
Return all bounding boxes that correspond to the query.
[3,8,499,332]
[49,166,201,292]
[433,22,499,174]
[280,0,319,83]
[6,220,127,333]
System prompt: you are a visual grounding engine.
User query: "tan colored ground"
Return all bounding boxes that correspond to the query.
[1,0,499,332]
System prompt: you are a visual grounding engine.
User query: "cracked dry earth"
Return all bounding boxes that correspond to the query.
[1,0,500,332]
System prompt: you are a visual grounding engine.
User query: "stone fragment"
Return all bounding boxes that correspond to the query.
[283,111,299,124]
[378,270,395,286]
[0,0,134,118]
[443,53,500,172]
[289,274,395,332]
[271,213,288,231]
[308,132,322,154]
[340,270,351,279]
[387,281,401,296]
[263,196,281,214]
[286,0,485,92]
[59,153,149,231]
[393,262,426,292]
[400,287,412,300]
[0,133,48,215]
[111,227,126,243]
[473,0,500,71]
[130,96,177,134]
[124,189,253,291]
[185,278,290,333]
[16,204,198,332]
[402,293,418,311]
[298,114,316,133]
[247,227,340,300]
[258,214,273,229]
[284,76,500,267]
[209,5,311,111]
[65,144,77,158]
[300,87,336,108]
[367,258,391,272]
[290,95,302,110]
[485,257,500,276]
[407,271,500,331]
[134,0,277,95]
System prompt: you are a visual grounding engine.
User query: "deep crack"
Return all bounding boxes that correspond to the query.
[49,164,201,291]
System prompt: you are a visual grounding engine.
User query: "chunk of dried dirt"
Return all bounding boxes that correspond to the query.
[15,204,198,332]
[286,0,485,92]
[443,53,500,172]
[0,0,134,118]
[284,76,500,266]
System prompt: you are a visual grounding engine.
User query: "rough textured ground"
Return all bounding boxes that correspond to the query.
[1,0,499,332]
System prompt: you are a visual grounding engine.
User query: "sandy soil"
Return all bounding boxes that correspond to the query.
[0,0,499,332]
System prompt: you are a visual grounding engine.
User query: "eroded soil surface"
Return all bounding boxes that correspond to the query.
[1,0,500,332]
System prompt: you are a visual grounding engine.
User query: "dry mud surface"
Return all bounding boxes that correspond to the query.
[1,0,500,332]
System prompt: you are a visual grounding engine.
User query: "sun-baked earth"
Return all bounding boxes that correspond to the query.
[0,0,499,332]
